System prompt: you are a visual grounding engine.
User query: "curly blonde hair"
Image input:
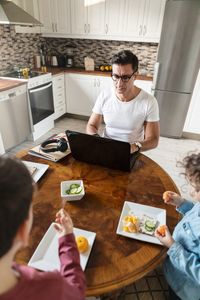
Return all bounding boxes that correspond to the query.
[180,153,200,190]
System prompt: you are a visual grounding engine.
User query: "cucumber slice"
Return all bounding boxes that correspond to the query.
[144,220,156,231]
[70,183,80,189]
[69,187,78,194]
[65,189,71,194]
[75,186,82,194]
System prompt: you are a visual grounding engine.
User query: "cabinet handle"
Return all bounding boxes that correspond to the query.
[55,23,57,32]
[84,24,87,33]
[52,22,54,32]
[105,24,108,34]
[139,25,142,36]
[143,25,146,36]
[88,23,90,33]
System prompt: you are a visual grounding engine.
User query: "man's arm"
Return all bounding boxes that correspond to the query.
[131,121,160,152]
[86,112,102,135]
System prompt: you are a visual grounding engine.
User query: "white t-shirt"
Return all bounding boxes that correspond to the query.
[92,88,159,143]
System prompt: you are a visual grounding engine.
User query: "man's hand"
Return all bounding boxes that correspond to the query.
[155,225,175,248]
[54,209,73,237]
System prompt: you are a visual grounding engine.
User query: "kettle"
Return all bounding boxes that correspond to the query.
[51,56,58,67]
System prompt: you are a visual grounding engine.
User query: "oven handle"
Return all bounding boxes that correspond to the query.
[29,82,52,93]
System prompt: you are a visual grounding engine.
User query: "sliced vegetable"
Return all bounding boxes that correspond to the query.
[65,183,82,195]
[144,220,156,232]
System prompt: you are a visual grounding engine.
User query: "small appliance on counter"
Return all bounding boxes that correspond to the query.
[57,55,66,67]
[51,56,58,67]
[65,47,74,68]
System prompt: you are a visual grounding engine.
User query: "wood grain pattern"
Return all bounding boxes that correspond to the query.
[15,151,179,297]
[0,79,26,92]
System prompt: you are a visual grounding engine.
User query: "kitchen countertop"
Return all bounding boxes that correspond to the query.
[0,68,153,92]
[36,67,153,81]
[0,78,27,92]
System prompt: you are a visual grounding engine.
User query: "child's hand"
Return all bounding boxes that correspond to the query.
[155,225,175,248]
[54,209,73,237]
[163,191,184,207]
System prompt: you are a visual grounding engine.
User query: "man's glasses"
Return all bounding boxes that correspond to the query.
[111,72,135,82]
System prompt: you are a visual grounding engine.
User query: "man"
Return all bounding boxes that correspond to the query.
[86,50,160,153]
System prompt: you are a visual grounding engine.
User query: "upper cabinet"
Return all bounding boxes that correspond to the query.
[71,0,105,36]
[38,0,166,42]
[123,0,166,42]
[38,0,71,35]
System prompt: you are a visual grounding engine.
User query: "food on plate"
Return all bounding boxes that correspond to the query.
[66,183,82,195]
[140,215,157,235]
[76,236,89,253]
[122,211,159,236]
[122,214,139,233]
[157,225,167,237]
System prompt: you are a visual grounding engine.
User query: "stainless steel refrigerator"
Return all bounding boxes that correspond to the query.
[152,0,200,138]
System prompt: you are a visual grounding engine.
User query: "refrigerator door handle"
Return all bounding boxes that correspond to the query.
[152,62,160,90]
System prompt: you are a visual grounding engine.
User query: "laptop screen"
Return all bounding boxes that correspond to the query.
[66,130,139,172]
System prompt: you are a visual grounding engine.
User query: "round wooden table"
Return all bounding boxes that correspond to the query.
[16,151,179,297]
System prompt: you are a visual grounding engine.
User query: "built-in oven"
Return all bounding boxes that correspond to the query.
[28,81,54,125]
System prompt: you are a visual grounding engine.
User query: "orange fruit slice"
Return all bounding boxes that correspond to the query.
[76,236,89,253]
[157,225,167,237]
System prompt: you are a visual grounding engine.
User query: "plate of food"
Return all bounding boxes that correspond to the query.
[28,223,96,271]
[116,201,166,245]
[22,161,49,182]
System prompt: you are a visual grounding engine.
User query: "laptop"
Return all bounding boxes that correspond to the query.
[65,130,139,172]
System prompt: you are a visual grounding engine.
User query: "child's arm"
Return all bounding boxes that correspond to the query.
[163,191,194,214]
[155,225,200,285]
[54,209,86,299]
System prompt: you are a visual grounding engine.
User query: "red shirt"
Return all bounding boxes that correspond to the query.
[0,234,86,300]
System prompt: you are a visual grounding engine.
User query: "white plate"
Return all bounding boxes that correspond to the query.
[22,161,49,182]
[28,223,96,271]
[116,201,166,245]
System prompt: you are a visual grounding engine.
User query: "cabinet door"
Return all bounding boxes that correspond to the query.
[65,74,96,116]
[38,0,53,33]
[143,0,166,42]
[95,76,112,100]
[53,0,71,34]
[71,0,87,34]
[124,0,146,40]
[87,0,105,35]
[105,0,126,36]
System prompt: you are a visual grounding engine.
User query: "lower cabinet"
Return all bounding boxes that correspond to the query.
[52,73,66,120]
[65,73,111,117]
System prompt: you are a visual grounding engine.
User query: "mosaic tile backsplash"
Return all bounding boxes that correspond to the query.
[0,25,42,73]
[0,25,158,76]
[45,38,158,76]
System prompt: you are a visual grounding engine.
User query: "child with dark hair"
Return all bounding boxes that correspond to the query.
[0,155,85,300]
[155,153,200,300]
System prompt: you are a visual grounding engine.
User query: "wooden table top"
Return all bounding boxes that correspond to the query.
[16,151,179,297]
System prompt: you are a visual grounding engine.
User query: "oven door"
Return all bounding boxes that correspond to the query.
[29,81,54,125]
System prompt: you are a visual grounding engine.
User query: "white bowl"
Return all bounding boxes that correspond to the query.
[60,180,85,201]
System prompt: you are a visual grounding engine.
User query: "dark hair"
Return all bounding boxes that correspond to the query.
[179,153,200,188]
[0,156,34,258]
[111,50,139,73]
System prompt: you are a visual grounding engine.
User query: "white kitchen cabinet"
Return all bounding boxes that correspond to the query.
[183,69,200,134]
[71,0,105,37]
[124,0,166,42]
[65,73,111,116]
[52,73,66,120]
[105,0,126,36]
[38,0,71,35]
[134,80,153,94]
